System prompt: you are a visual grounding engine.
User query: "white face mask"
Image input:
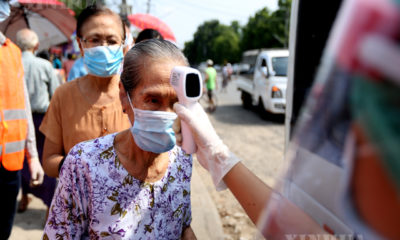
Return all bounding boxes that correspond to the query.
[127,92,177,154]
[0,1,10,23]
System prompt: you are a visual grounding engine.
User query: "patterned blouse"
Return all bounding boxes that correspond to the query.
[43,133,193,239]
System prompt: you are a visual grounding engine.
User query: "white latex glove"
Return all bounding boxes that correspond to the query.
[173,103,240,191]
[28,156,44,187]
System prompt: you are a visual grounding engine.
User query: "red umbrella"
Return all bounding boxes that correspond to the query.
[0,0,76,51]
[128,13,176,42]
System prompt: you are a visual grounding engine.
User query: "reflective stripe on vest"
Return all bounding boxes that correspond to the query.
[2,109,26,121]
[0,139,26,155]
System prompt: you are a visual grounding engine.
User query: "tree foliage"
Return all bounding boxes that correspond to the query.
[184,0,292,65]
[183,20,241,65]
[60,0,104,18]
[241,0,291,51]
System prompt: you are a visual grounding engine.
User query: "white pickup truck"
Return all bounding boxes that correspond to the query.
[236,49,289,117]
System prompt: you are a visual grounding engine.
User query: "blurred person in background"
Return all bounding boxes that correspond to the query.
[15,28,59,220]
[40,4,130,178]
[50,52,62,69]
[204,59,217,111]
[221,60,232,92]
[36,50,50,60]
[0,1,44,238]
[66,54,87,81]
[135,28,163,43]
[62,53,76,79]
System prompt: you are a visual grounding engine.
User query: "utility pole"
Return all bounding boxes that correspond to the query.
[146,0,151,14]
[120,0,132,17]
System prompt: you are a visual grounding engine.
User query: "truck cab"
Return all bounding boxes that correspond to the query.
[237,49,289,116]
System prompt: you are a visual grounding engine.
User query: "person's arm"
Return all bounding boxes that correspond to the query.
[204,69,209,83]
[43,147,87,238]
[223,162,271,223]
[223,162,325,239]
[214,70,218,90]
[22,76,44,186]
[40,87,64,178]
[173,103,326,238]
[42,137,64,178]
[181,226,196,240]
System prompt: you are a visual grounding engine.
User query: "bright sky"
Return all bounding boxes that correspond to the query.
[108,0,278,48]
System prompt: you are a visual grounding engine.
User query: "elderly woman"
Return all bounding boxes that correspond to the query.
[40,5,130,178]
[43,39,195,239]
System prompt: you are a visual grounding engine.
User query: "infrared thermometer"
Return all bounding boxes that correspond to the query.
[170,66,203,154]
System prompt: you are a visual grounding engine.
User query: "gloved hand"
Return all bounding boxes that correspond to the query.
[173,102,240,191]
[28,156,44,187]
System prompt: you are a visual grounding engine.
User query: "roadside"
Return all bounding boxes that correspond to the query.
[10,192,46,240]
[198,79,285,240]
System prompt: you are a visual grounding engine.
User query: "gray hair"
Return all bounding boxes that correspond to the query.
[121,39,188,94]
[16,29,39,51]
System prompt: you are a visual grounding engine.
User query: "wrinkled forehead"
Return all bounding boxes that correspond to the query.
[133,58,183,95]
[140,57,185,84]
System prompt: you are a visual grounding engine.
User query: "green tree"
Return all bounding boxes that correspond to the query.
[230,20,241,35]
[241,0,291,51]
[60,0,105,17]
[271,0,291,47]
[183,20,240,65]
[241,7,276,51]
[184,1,291,64]
[212,27,241,64]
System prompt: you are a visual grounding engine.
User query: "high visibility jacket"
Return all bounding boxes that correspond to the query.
[0,39,28,171]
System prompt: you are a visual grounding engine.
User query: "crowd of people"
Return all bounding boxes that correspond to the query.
[0,2,198,239]
[0,0,399,240]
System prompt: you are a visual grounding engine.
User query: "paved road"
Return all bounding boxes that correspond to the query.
[196,77,286,239]
[207,77,285,184]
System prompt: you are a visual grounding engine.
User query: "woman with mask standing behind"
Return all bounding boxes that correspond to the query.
[40,5,130,178]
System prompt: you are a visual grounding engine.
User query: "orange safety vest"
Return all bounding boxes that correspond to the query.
[0,38,28,171]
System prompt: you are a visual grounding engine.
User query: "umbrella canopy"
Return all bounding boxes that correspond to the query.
[128,13,176,42]
[0,0,76,51]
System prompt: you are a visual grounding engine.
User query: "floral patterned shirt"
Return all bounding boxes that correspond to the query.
[43,133,192,240]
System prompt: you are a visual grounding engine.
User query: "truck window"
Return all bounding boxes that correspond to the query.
[261,58,267,67]
[259,58,269,76]
[272,57,288,76]
[240,50,259,75]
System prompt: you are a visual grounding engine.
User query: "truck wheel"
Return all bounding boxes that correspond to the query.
[241,91,252,109]
[257,98,270,120]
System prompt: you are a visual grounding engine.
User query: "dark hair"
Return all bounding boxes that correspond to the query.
[135,29,164,44]
[37,50,50,60]
[76,4,125,41]
[121,39,188,94]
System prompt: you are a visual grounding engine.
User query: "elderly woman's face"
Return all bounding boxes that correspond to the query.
[79,14,124,49]
[130,59,180,112]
